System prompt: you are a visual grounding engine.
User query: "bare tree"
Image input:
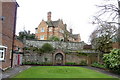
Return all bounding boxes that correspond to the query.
[90,17,117,53]
[94,0,120,42]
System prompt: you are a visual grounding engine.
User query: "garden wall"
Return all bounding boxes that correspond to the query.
[24,40,86,50]
[23,40,98,65]
[23,53,53,64]
[23,52,98,65]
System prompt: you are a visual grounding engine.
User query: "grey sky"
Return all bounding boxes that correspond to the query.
[16,0,104,43]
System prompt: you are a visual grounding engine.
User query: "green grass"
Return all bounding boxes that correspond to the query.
[14,66,113,78]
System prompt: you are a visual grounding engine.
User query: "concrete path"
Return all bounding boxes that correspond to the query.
[1,66,31,79]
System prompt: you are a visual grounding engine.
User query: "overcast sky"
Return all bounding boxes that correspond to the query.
[16,0,105,43]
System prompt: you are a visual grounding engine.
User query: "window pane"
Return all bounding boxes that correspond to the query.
[41,28,44,32]
[0,48,5,60]
[1,52,3,58]
[0,48,3,50]
[40,35,44,40]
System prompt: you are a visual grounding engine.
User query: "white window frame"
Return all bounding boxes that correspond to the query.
[40,35,44,40]
[0,45,7,61]
[41,28,44,32]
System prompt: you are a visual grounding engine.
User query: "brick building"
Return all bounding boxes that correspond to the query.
[0,1,18,70]
[35,12,81,42]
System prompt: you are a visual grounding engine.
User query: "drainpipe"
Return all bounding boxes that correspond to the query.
[11,2,19,68]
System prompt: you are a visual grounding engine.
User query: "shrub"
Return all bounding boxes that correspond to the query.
[103,49,120,73]
[22,61,52,65]
[49,36,60,41]
[91,62,106,69]
[65,62,78,66]
[41,43,54,53]
[79,60,87,66]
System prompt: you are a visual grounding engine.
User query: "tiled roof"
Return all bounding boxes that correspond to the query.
[73,34,79,39]
[46,20,59,27]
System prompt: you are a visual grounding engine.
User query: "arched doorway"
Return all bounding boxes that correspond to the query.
[55,53,63,65]
[53,50,65,65]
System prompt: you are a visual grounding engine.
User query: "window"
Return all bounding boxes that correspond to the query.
[35,29,38,33]
[0,46,7,61]
[0,16,5,21]
[49,28,52,32]
[40,35,44,40]
[60,29,64,33]
[41,28,44,32]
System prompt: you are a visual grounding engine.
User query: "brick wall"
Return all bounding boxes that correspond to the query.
[0,2,18,70]
[112,42,120,49]
[14,39,24,52]
[35,21,48,40]
[35,20,65,40]
[35,12,81,42]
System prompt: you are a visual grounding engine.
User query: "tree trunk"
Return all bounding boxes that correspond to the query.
[118,1,120,43]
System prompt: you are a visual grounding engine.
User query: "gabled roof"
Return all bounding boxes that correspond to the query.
[46,20,60,27]
[69,34,79,39]
[73,34,79,39]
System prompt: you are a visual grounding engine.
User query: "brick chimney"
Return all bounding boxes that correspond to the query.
[47,12,51,21]
[70,29,72,34]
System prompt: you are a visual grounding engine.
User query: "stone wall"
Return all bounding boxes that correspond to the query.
[23,52,98,65]
[23,40,98,65]
[66,53,87,64]
[25,40,86,50]
[23,53,53,63]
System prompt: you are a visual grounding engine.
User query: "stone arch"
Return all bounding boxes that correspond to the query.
[53,50,65,65]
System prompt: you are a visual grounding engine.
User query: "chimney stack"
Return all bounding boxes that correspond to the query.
[70,29,72,34]
[47,12,51,21]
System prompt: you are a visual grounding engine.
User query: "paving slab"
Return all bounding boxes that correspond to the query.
[1,66,31,79]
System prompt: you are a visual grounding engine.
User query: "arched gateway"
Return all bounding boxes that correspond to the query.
[53,50,65,65]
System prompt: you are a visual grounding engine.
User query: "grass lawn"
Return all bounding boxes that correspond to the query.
[14,66,114,78]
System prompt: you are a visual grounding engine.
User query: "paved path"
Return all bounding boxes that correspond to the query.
[81,66,120,78]
[1,66,31,78]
